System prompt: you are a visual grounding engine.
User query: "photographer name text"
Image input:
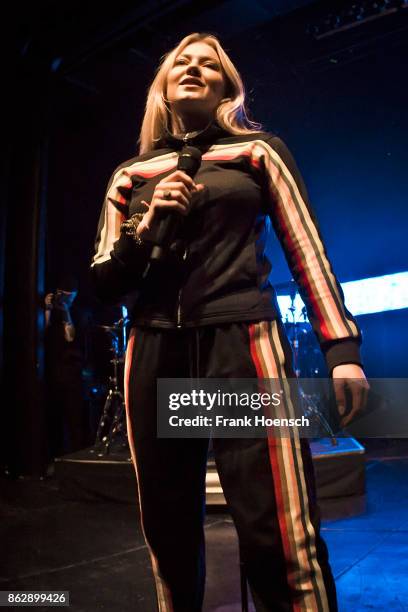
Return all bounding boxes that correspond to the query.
[168,415,310,428]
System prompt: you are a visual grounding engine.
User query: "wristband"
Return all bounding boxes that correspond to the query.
[120,213,146,246]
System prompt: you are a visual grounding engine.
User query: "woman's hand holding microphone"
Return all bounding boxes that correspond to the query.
[136,170,204,243]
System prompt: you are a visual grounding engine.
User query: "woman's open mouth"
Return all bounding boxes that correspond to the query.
[180,78,204,87]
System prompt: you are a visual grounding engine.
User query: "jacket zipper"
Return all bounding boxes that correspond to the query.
[177,248,188,328]
[177,292,182,328]
[176,133,193,328]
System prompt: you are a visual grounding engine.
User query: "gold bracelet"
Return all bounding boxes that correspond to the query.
[120,213,146,245]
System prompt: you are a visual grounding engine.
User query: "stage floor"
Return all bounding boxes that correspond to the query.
[2,439,408,611]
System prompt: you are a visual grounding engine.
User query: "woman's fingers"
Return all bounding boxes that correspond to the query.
[164,170,196,190]
[156,182,190,206]
[141,173,205,229]
[333,378,346,416]
[153,177,204,212]
[334,377,370,428]
[340,384,363,427]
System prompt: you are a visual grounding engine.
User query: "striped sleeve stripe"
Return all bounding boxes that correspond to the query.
[204,141,262,169]
[92,153,178,265]
[92,195,126,265]
[254,140,358,341]
[249,321,330,611]
[109,151,180,204]
[122,151,179,176]
[107,152,179,205]
[93,143,257,266]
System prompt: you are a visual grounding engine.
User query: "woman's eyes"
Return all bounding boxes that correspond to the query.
[174,58,220,70]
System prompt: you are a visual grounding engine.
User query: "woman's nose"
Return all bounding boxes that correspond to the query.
[186,63,201,76]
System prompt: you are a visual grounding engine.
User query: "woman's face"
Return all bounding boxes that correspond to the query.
[166,41,226,120]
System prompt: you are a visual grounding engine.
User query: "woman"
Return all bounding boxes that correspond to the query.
[92,32,369,612]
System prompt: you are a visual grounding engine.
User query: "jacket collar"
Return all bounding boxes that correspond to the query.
[157,121,230,150]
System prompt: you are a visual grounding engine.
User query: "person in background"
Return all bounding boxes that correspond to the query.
[44,274,88,460]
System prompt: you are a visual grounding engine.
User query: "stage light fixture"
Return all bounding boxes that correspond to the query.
[306,0,406,39]
[277,271,408,319]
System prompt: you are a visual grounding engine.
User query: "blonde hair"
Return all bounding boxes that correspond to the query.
[138,32,262,154]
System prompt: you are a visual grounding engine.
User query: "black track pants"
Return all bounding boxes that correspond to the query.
[124,320,338,612]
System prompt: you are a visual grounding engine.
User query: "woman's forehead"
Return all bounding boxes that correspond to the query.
[177,41,219,60]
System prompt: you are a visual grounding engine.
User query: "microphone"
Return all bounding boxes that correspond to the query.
[149,146,202,263]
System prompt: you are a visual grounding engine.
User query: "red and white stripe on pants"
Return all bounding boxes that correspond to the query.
[124,320,337,612]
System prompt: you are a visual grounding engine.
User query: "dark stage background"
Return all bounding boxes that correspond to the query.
[2,0,407,474]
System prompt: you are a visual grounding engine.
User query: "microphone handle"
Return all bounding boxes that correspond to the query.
[149,214,180,263]
[148,147,202,264]
[149,244,164,263]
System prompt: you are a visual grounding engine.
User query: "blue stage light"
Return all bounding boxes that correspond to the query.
[277,271,408,320]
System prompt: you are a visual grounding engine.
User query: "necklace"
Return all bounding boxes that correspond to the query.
[169,118,215,142]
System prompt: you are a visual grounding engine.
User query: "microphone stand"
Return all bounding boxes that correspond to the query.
[284,282,338,445]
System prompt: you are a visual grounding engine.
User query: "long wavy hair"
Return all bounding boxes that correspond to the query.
[138,32,262,154]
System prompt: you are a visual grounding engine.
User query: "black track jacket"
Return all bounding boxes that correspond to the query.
[91,123,362,373]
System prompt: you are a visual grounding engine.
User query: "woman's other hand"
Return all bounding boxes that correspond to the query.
[331,363,370,427]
